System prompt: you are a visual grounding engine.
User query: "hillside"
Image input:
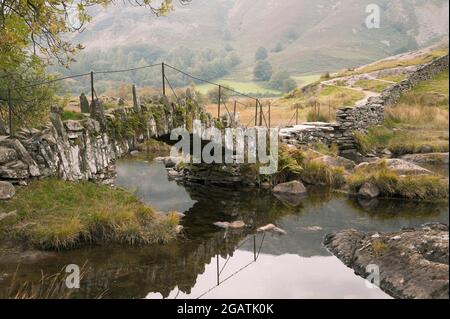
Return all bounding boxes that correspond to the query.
[66,0,449,78]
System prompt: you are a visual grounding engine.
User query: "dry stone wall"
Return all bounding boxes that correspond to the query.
[280,55,449,156]
[0,93,222,186]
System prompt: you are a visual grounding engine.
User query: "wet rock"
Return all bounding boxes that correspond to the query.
[358,182,380,198]
[167,169,181,179]
[0,181,15,200]
[312,155,355,170]
[155,156,183,168]
[273,180,306,195]
[0,146,17,164]
[324,223,449,299]
[130,150,140,156]
[257,224,287,235]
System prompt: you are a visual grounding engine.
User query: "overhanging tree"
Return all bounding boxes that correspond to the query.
[0,0,188,128]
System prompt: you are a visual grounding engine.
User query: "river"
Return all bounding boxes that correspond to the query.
[0,158,448,299]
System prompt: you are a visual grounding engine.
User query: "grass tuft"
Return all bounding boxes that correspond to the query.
[348,161,449,201]
[0,179,179,250]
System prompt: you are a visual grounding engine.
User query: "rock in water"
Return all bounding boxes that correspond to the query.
[273,180,307,195]
[0,181,15,200]
[324,223,449,299]
[213,221,246,229]
[229,221,246,228]
[358,182,380,198]
[257,224,287,235]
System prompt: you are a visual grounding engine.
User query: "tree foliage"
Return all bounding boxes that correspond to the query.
[253,60,272,81]
[0,0,187,128]
[255,46,268,61]
[269,70,297,93]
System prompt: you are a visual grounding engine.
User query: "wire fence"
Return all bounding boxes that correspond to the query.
[0,62,283,137]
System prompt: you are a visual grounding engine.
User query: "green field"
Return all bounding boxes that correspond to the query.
[194,79,281,96]
[292,74,322,87]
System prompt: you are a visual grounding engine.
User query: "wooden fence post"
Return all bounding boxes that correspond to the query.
[268,101,271,128]
[90,71,95,107]
[254,99,258,126]
[259,99,263,126]
[162,62,166,96]
[218,85,221,118]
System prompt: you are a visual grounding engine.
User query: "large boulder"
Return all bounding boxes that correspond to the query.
[0,146,17,164]
[0,181,15,200]
[355,159,434,175]
[273,180,307,195]
[312,155,355,170]
[358,182,380,198]
[400,153,449,165]
[324,223,449,299]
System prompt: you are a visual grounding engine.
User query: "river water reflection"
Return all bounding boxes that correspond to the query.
[0,158,448,299]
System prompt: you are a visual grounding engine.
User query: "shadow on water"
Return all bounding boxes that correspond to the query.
[0,158,447,299]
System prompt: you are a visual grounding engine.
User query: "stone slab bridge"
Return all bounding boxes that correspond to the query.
[0,90,236,187]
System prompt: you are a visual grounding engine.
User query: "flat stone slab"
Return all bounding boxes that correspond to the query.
[324,223,449,299]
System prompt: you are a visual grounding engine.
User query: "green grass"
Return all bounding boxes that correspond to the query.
[412,70,449,95]
[348,161,449,201]
[0,179,179,250]
[61,111,86,121]
[194,79,281,96]
[354,127,449,156]
[379,74,406,83]
[357,49,448,74]
[292,74,322,87]
[354,79,392,93]
[319,85,365,106]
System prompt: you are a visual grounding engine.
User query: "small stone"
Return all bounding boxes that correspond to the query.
[358,182,380,199]
[0,181,16,200]
[0,210,17,221]
[302,226,323,232]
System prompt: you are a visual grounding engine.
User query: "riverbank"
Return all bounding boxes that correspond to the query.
[0,179,180,250]
[324,223,449,299]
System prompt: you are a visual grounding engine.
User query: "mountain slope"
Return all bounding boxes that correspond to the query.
[68,0,449,77]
